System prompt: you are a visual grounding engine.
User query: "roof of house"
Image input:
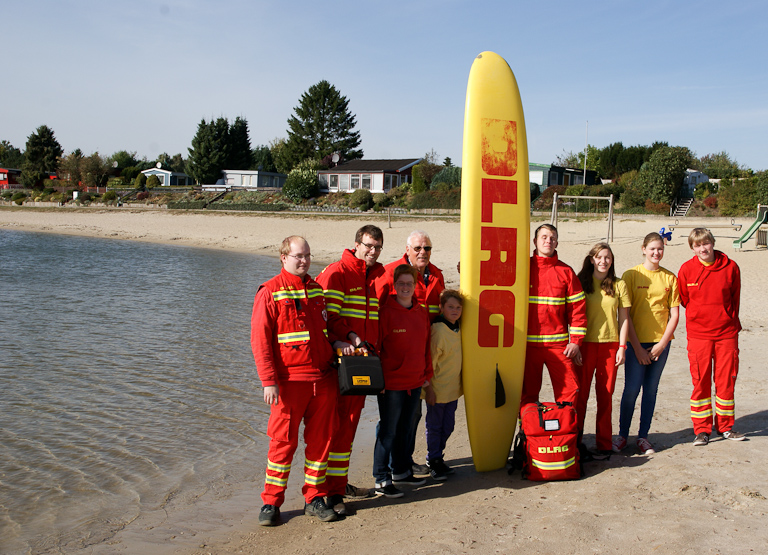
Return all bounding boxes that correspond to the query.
[319,158,422,173]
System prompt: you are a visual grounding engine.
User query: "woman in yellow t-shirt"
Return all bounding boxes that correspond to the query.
[574,243,630,456]
[614,232,680,456]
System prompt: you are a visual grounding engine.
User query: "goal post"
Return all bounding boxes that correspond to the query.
[550,192,614,243]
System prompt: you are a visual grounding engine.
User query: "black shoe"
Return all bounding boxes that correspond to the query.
[328,494,347,516]
[427,458,449,481]
[374,483,404,498]
[392,474,427,486]
[304,497,339,522]
[344,483,374,499]
[411,463,430,476]
[258,504,280,526]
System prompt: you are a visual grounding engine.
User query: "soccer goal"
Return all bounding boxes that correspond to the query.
[550,192,614,243]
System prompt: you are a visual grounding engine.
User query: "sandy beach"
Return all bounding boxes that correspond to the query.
[2,206,767,554]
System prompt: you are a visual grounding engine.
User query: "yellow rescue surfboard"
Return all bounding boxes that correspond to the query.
[460,51,530,472]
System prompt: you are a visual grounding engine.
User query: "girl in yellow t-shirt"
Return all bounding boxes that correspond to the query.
[614,232,680,456]
[574,243,630,455]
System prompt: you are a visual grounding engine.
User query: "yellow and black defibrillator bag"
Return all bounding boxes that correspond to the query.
[337,349,385,395]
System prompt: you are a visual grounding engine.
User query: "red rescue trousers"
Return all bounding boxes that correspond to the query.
[324,394,366,496]
[521,344,580,411]
[262,374,337,507]
[687,336,739,435]
[576,341,619,451]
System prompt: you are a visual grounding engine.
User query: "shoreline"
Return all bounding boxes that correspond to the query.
[3,208,768,554]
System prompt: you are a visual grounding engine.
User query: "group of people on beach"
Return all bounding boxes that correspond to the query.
[250,221,743,527]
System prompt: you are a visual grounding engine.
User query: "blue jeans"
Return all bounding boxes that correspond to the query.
[373,388,422,485]
[619,342,671,439]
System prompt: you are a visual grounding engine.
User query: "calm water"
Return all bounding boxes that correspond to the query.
[0,230,282,554]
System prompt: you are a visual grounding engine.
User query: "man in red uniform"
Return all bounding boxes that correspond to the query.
[315,225,385,515]
[378,230,445,475]
[522,224,587,410]
[251,236,349,526]
[678,228,744,446]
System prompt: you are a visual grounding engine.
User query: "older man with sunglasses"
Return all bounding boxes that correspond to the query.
[378,230,445,477]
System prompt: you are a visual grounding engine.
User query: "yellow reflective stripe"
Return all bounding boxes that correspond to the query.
[529,296,566,305]
[324,289,345,302]
[328,451,351,462]
[567,291,586,303]
[369,298,379,308]
[569,326,587,335]
[305,459,328,472]
[272,289,305,301]
[715,396,734,407]
[691,408,713,419]
[340,308,368,319]
[528,333,570,343]
[428,305,440,314]
[323,329,328,338]
[326,301,342,314]
[304,474,327,485]
[531,456,576,470]
[267,460,291,472]
[278,331,310,343]
[715,406,735,416]
[326,468,349,477]
[307,288,324,299]
[266,475,288,487]
[346,295,366,303]
[690,398,712,407]
[369,312,379,321]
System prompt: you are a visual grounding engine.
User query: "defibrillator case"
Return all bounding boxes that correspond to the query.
[337,352,385,395]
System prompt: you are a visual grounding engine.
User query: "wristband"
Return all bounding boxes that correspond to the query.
[618,344,627,349]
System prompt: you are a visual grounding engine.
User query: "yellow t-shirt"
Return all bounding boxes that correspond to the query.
[584,277,631,342]
[622,264,680,343]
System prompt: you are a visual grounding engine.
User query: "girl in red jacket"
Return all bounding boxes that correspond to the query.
[678,228,744,445]
[373,265,433,498]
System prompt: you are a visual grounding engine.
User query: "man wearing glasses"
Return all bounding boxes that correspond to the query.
[252,236,352,526]
[315,225,385,516]
[378,230,445,477]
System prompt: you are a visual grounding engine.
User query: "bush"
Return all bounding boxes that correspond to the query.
[409,188,461,210]
[411,164,427,193]
[11,191,27,202]
[136,191,150,201]
[349,189,374,211]
[532,185,565,211]
[146,175,161,189]
[703,195,718,209]
[430,166,462,189]
[283,159,320,203]
[694,181,718,200]
[134,173,147,190]
[644,199,670,215]
[102,191,118,202]
[719,177,758,216]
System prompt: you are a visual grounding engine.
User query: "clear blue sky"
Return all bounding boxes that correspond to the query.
[4,1,767,171]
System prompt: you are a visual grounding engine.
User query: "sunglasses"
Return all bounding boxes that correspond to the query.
[410,246,432,252]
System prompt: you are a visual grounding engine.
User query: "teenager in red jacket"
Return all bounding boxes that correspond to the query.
[678,228,744,445]
[251,236,351,526]
[377,230,446,476]
[522,224,587,410]
[315,225,385,515]
[373,264,433,498]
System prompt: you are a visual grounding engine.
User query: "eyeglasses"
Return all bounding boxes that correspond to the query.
[360,242,383,252]
[285,254,312,261]
[394,280,414,288]
[409,245,432,252]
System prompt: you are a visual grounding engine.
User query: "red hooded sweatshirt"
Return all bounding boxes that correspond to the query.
[378,296,433,391]
[678,250,741,340]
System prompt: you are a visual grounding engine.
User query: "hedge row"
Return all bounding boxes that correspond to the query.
[206,203,290,212]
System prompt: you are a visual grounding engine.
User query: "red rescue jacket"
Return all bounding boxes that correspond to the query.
[378,296,433,391]
[251,268,334,386]
[678,250,741,340]
[527,251,587,347]
[316,249,385,348]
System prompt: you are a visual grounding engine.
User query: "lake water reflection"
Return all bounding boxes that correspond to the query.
[0,230,282,553]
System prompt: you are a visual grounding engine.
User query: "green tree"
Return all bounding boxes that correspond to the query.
[187,117,230,184]
[639,146,695,204]
[0,140,24,168]
[58,149,84,187]
[282,159,321,202]
[284,80,362,170]
[269,137,292,174]
[699,151,748,180]
[227,117,252,169]
[21,125,63,188]
[109,150,141,172]
[146,174,161,189]
[252,144,277,172]
[134,172,147,190]
[431,166,462,189]
[81,152,111,188]
[443,156,453,167]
